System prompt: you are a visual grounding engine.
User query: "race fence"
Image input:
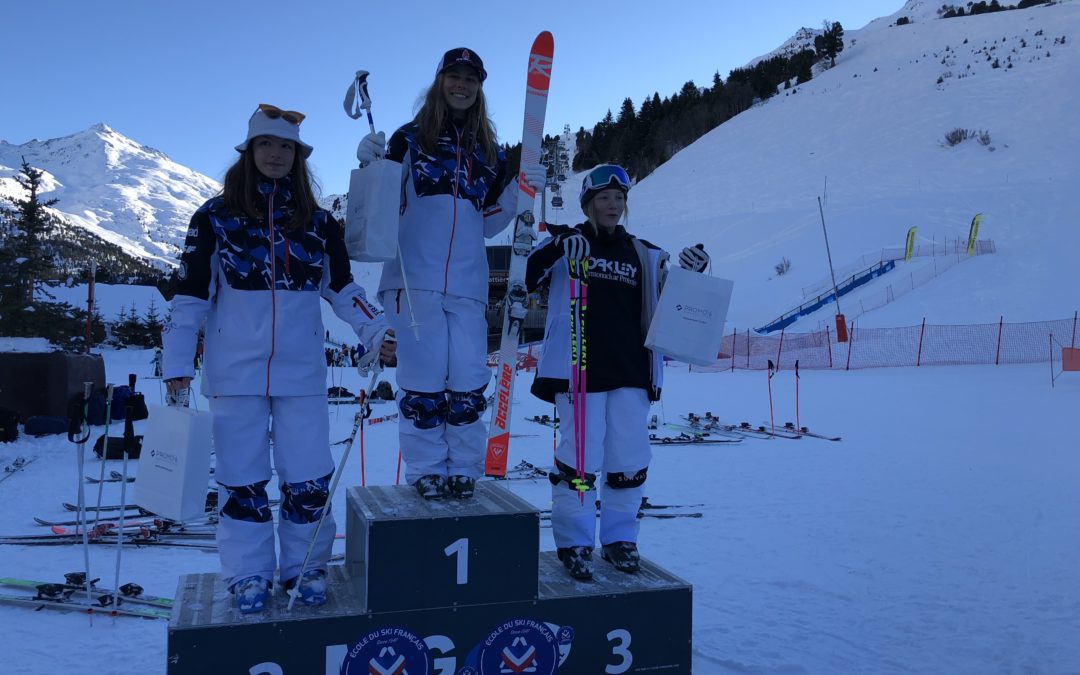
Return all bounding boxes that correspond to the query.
[692,312,1080,372]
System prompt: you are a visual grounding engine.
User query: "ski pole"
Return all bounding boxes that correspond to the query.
[92,384,114,531]
[395,450,402,486]
[288,411,364,611]
[568,260,584,504]
[767,360,775,436]
[578,261,589,505]
[343,70,377,134]
[72,382,94,616]
[111,375,138,613]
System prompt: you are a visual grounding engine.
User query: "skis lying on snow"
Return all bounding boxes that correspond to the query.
[779,421,842,441]
[85,473,134,484]
[525,414,560,428]
[0,456,37,484]
[0,575,173,609]
[0,579,172,619]
[0,592,171,619]
[0,529,218,549]
[650,432,742,445]
[539,510,702,525]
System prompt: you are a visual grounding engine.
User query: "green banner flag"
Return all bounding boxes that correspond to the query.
[966,214,982,255]
[905,226,917,261]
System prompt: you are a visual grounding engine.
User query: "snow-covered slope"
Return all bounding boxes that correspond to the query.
[0,124,220,267]
[625,0,1078,328]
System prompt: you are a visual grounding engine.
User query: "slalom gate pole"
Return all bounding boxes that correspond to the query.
[357,368,380,489]
[359,388,367,487]
[795,360,801,432]
[395,450,402,485]
[767,360,776,436]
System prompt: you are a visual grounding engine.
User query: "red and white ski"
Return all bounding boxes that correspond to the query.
[485,32,554,477]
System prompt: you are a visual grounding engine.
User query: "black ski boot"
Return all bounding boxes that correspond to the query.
[414,475,448,500]
[601,541,641,573]
[557,546,593,580]
[447,475,476,500]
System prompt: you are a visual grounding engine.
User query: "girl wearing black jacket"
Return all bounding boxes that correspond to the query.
[525,164,710,580]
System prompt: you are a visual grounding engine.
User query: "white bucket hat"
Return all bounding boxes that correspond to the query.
[235,104,313,158]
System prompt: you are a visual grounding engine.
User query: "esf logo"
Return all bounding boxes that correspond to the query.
[341,625,432,675]
[461,617,561,674]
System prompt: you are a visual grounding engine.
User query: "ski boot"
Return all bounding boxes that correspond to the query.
[414,474,449,500]
[447,475,476,500]
[601,541,641,573]
[557,546,594,580]
[232,575,270,614]
[285,569,328,607]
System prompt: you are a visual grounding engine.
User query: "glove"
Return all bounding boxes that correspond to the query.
[358,327,396,375]
[679,244,710,273]
[558,232,590,262]
[520,163,547,192]
[356,131,386,165]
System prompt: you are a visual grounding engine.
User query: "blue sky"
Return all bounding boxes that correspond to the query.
[4,0,903,195]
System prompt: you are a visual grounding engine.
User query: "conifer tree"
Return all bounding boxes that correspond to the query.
[815,21,845,68]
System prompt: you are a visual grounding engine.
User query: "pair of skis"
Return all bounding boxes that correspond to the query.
[485,31,554,478]
[0,456,37,484]
[0,575,172,620]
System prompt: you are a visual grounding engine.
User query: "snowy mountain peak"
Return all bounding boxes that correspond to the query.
[0,124,220,268]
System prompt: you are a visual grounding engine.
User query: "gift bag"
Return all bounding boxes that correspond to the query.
[134,405,213,522]
[344,159,401,262]
[644,267,734,366]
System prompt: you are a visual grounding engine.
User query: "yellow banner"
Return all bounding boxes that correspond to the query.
[967,214,982,255]
[904,226,917,261]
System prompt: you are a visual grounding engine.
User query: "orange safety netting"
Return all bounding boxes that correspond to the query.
[692,314,1080,372]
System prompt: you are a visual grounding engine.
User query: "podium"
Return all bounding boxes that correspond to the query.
[168,482,692,674]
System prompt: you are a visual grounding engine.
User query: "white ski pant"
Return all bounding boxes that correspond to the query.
[551,387,652,549]
[380,289,490,483]
[209,395,335,588]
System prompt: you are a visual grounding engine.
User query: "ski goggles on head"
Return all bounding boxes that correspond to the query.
[257,103,305,125]
[579,164,630,203]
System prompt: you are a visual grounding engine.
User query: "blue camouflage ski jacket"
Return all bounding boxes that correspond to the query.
[378,119,516,303]
[163,176,387,397]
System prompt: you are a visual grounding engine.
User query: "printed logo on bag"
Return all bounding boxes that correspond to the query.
[461,617,559,674]
[675,303,713,324]
[341,626,432,675]
[150,448,179,465]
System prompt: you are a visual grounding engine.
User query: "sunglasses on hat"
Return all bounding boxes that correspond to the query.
[257,103,306,125]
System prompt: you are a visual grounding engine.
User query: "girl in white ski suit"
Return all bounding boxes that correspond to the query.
[356,47,544,499]
[525,164,710,579]
[162,105,395,611]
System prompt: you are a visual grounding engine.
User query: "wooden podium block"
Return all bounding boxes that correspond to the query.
[168,553,692,674]
[345,482,539,612]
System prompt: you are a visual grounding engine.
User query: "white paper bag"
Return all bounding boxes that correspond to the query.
[134,405,213,522]
[645,267,734,366]
[344,159,401,262]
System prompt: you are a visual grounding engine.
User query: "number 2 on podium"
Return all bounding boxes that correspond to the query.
[443,537,469,585]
